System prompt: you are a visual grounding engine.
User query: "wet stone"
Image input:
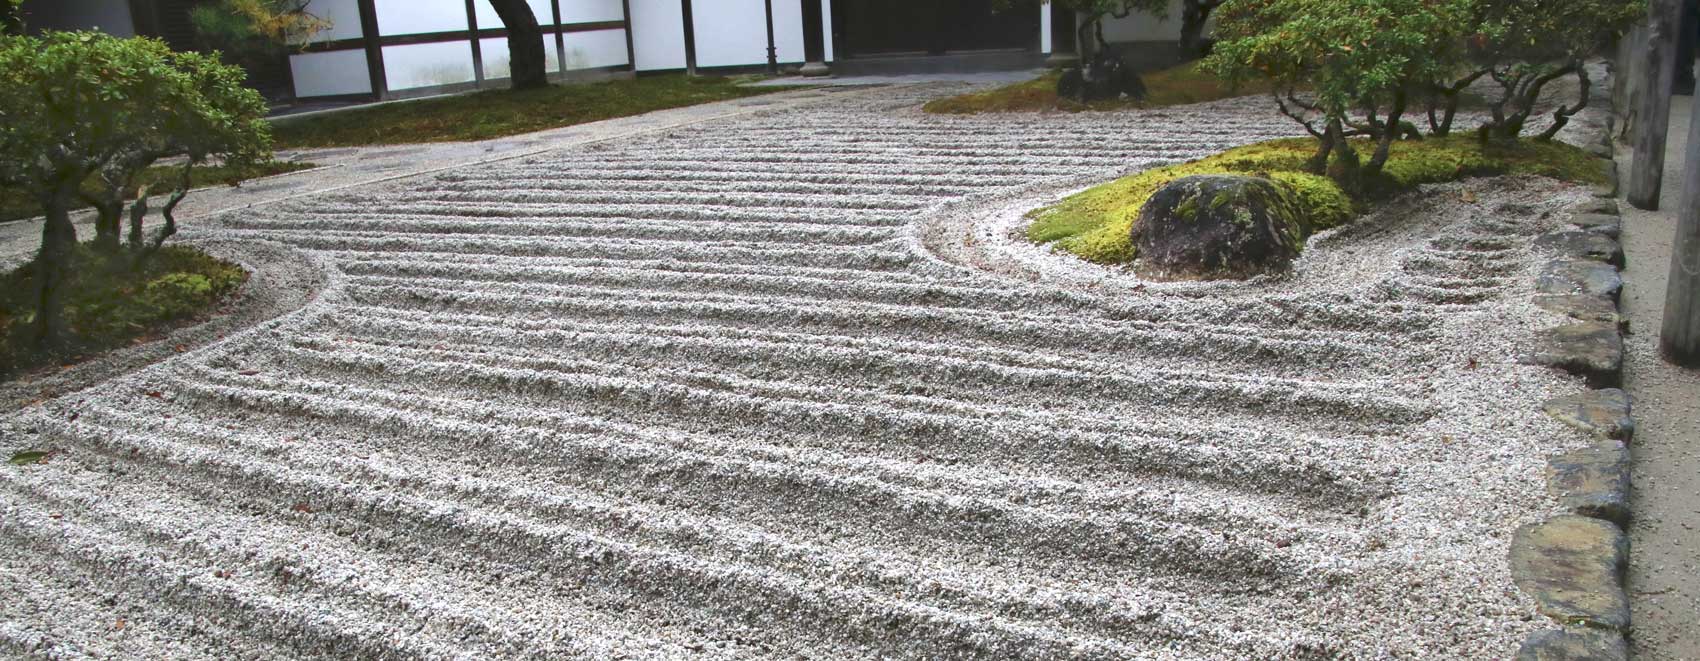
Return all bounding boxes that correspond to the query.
[1567,213,1621,239]
[1541,388,1635,441]
[1533,295,1625,329]
[1522,322,1624,388]
[1590,162,1618,198]
[1533,231,1625,268]
[1508,515,1631,631]
[1515,628,1628,661]
[1566,199,1620,217]
[1536,260,1623,301]
[1547,439,1632,526]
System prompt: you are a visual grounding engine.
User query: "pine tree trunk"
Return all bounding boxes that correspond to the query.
[487,0,549,90]
[32,185,79,351]
[1179,4,1208,57]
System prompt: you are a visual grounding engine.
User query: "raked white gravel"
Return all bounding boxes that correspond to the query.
[0,85,1597,659]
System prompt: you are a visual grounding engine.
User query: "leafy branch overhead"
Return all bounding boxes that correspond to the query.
[1204,0,1644,186]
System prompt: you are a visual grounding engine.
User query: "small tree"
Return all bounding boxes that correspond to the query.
[0,32,270,350]
[1206,0,1472,183]
[1178,0,1224,57]
[1459,0,1644,141]
[190,0,331,76]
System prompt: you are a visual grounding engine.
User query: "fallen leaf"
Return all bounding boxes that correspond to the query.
[144,390,163,399]
[291,502,315,514]
[237,370,260,376]
[9,450,51,466]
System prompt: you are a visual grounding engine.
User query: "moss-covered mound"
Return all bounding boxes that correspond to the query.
[1028,136,1609,265]
[923,62,1280,114]
[1,244,248,377]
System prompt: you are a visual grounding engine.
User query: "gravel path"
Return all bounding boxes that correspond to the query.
[1,85,1594,659]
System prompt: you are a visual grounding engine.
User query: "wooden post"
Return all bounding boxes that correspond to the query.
[1630,0,1682,210]
[356,0,388,101]
[1663,97,1700,364]
[465,0,484,88]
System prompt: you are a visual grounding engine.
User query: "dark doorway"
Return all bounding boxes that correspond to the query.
[831,0,1039,58]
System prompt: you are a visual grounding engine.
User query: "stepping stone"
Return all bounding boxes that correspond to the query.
[1547,439,1632,526]
[1542,388,1635,441]
[1590,163,1618,198]
[1585,141,1613,159]
[1536,260,1622,301]
[1515,628,1628,661]
[1567,213,1621,238]
[1508,515,1631,631]
[1522,322,1623,388]
[1533,294,1625,329]
[1534,231,1625,268]
[1567,199,1619,217]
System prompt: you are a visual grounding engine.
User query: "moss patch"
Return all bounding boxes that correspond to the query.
[0,244,248,378]
[271,75,801,148]
[0,160,314,224]
[1029,136,1608,265]
[922,61,1281,114]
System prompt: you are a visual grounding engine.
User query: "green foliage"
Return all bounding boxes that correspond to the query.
[1028,135,1604,264]
[8,450,50,466]
[0,244,247,377]
[0,160,313,222]
[0,31,270,347]
[190,0,330,69]
[271,75,799,148]
[922,61,1281,114]
[1,0,21,35]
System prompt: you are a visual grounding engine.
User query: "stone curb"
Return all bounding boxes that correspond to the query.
[1515,121,1637,660]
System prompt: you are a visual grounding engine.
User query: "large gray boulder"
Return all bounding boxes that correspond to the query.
[1130,175,1309,280]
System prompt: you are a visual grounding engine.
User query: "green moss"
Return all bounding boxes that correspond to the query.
[1029,135,1604,265]
[0,243,248,378]
[271,75,800,148]
[922,61,1282,114]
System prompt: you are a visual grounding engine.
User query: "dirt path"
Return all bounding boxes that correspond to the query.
[1616,94,1700,661]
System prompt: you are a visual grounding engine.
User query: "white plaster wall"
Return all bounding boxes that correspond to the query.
[1040,3,1051,53]
[562,29,631,69]
[375,0,466,35]
[1097,0,1212,43]
[299,0,365,42]
[821,0,833,61]
[473,0,555,27]
[630,0,686,71]
[691,0,803,67]
[561,0,626,24]
[382,41,476,90]
[289,49,373,96]
[478,35,566,78]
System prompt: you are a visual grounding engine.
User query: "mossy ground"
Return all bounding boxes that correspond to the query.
[0,161,314,224]
[1029,136,1610,265]
[0,244,248,378]
[271,75,801,148]
[922,61,1281,114]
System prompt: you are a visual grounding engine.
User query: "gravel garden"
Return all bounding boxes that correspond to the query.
[1,0,1652,658]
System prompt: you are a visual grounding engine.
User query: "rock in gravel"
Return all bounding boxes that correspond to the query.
[1541,388,1635,441]
[1522,322,1624,388]
[1515,628,1628,661]
[1509,515,1631,631]
[1130,175,1307,280]
[1536,260,1623,301]
[1567,213,1621,238]
[1533,295,1625,329]
[1547,439,1632,526]
[1533,231,1625,268]
[1567,199,1620,217]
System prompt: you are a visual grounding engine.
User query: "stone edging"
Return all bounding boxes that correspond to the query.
[1510,119,1636,660]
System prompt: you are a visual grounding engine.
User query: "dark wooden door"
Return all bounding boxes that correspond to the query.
[832,0,1038,57]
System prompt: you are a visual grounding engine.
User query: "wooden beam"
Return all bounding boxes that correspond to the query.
[1663,98,1700,364]
[620,0,636,71]
[299,21,629,54]
[1630,0,1682,210]
[356,0,387,100]
[465,0,484,87]
[680,0,698,75]
[552,0,567,74]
